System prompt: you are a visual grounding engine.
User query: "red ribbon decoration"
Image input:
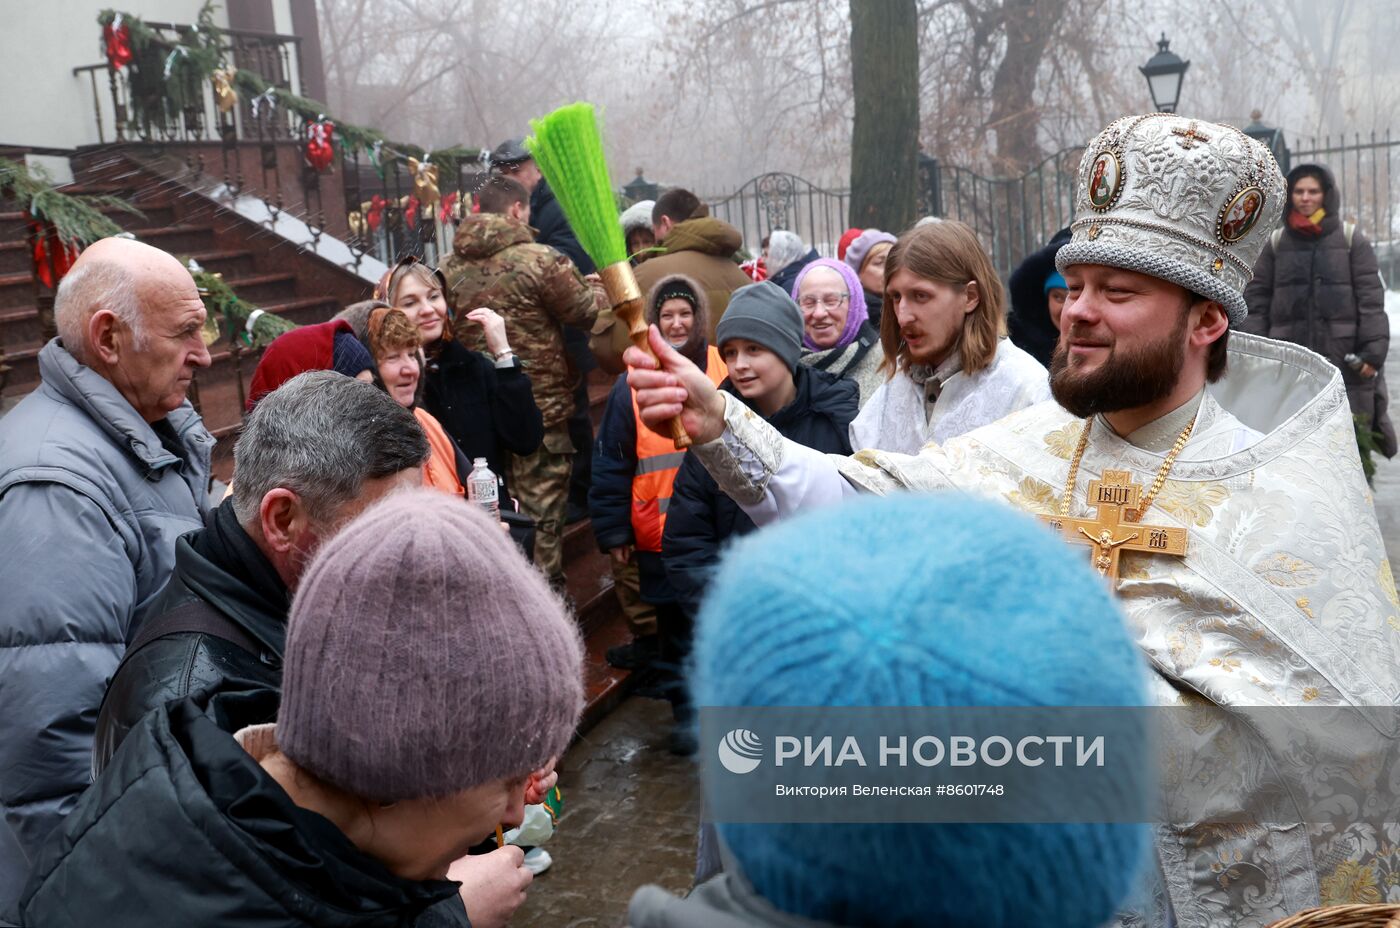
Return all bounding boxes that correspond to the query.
[439,191,459,225]
[404,195,420,230]
[304,119,336,172]
[366,195,386,232]
[103,20,133,70]
[27,217,80,290]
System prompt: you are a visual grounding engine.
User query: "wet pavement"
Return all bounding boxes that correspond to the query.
[514,695,700,928]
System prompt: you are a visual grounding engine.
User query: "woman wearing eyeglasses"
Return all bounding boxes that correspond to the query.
[791,258,885,410]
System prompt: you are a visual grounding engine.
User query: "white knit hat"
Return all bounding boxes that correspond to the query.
[620,199,655,234]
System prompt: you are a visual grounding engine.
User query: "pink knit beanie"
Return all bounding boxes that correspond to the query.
[277,488,585,802]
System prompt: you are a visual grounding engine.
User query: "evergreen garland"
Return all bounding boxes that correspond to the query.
[99,5,222,136]
[191,267,295,349]
[0,157,140,245]
[230,69,482,169]
[97,8,482,168]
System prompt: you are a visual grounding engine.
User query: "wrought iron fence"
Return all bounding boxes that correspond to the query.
[74,23,307,146]
[1291,132,1399,284]
[703,173,851,258]
[339,154,489,270]
[933,148,1082,282]
[701,156,1081,280]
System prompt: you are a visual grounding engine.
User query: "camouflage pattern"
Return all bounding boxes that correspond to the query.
[510,422,575,587]
[441,214,599,429]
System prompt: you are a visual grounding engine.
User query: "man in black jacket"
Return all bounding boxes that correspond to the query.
[92,372,428,773]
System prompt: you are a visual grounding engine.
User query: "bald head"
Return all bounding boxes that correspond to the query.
[56,238,194,357]
[54,237,211,421]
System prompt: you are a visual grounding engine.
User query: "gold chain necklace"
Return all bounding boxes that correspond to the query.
[1057,414,1197,520]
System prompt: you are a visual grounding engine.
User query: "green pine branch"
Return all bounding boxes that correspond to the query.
[0,157,141,246]
[97,9,481,169]
[190,267,295,349]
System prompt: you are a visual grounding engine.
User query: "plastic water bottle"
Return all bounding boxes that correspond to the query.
[1344,353,1376,379]
[467,458,500,519]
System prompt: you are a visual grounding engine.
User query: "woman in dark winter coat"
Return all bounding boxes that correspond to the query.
[17,490,583,928]
[1006,227,1072,368]
[1242,163,1394,455]
[377,257,545,499]
[662,282,857,621]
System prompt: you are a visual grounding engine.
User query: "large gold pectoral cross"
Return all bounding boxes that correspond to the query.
[1040,470,1188,584]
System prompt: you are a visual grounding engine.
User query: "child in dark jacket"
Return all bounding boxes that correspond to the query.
[660,283,857,749]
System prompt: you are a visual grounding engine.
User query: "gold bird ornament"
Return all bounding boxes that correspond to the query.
[407,157,441,210]
[211,67,238,114]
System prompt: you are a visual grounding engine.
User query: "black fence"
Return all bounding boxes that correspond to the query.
[702,153,1079,281]
[703,173,851,258]
[1292,132,1399,284]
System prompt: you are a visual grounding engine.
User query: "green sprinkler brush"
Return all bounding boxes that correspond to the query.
[526,103,691,448]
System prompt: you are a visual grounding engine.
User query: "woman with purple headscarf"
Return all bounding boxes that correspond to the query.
[791,258,885,409]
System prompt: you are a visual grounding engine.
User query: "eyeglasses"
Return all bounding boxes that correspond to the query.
[798,293,850,311]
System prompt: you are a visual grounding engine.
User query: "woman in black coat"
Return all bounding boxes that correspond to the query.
[376,258,545,499]
[1242,163,1394,455]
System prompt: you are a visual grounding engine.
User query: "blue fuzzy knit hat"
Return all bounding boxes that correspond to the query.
[692,494,1152,928]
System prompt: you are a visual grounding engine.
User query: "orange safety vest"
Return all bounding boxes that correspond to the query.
[629,344,727,552]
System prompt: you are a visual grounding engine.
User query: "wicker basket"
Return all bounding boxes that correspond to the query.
[1265,905,1400,927]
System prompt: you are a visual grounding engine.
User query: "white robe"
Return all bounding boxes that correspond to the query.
[690,332,1400,927]
[849,338,1052,454]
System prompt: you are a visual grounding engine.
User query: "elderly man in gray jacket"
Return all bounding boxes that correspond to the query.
[0,237,213,911]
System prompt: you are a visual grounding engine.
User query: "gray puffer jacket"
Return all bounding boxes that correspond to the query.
[0,339,211,914]
[1242,163,1393,453]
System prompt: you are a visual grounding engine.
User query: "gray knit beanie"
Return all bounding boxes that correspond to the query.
[278,487,585,802]
[715,281,804,373]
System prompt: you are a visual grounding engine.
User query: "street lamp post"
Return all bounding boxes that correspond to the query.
[1139,34,1190,114]
[623,168,658,204]
[1244,109,1291,172]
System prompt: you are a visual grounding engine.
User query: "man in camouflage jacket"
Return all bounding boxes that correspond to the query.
[441,175,599,589]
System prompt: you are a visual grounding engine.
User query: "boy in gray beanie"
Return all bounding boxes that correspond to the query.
[715,281,804,384]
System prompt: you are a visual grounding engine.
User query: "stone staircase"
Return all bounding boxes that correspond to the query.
[0,146,633,728]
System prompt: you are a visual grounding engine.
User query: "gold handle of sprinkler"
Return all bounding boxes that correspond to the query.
[598,262,692,449]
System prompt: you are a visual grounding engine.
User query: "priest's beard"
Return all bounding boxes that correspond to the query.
[1049,311,1188,417]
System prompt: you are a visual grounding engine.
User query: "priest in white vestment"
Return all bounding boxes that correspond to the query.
[627,114,1400,927]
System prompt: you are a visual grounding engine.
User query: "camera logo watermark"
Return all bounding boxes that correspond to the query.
[718,728,764,774]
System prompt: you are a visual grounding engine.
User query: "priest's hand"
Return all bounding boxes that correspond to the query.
[626,326,727,445]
